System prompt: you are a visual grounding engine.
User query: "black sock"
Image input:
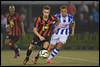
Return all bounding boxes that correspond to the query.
[14,45,19,55]
[26,49,32,57]
[14,47,19,55]
[35,52,39,59]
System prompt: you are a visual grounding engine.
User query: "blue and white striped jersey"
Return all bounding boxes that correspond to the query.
[54,13,74,35]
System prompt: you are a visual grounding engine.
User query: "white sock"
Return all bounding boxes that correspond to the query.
[48,48,59,60]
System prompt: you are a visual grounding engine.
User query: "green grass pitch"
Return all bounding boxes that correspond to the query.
[1,50,99,66]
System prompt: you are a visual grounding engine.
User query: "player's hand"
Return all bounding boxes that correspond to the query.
[39,36,45,41]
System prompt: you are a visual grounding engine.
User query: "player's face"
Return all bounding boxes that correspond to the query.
[9,6,15,15]
[43,9,50,18]
[61,9,67,17]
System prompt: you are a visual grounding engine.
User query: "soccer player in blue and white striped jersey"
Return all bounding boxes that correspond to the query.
[47,5,75,64]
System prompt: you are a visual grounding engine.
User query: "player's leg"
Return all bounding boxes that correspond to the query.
[47,35,69,64]
[48,44,55,52]
[23,42,34,65]
[23,36,38,64]
[47,34,58,64]
[33,41,49,64]
[5,36,20,58]
[47,34,58,52]
[47,42,62,64]
[47,42,62,63]
[5,36,13,49]
[13,36,20,58]
[6,38,13,49]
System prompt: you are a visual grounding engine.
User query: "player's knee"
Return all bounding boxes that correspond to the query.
[43,42,49,49]
[8,41,14,46]
[50,44,54,49]
[57,42,62,49]
[8,42,14,49]
[8,42,12,46]
[43,45,48,49]
[48,44,54,52]
[28,43,34,50]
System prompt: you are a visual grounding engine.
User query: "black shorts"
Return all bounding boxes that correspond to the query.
[31,35,50,47]
[7,35,20,43]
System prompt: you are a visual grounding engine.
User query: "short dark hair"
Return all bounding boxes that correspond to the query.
[42,5,51,10]
[60,5,67,10]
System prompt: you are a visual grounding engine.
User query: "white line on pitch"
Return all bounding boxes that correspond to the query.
[57,56,99,63]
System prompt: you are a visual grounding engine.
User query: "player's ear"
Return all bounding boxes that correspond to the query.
[49,10,50,13]
[42,10,44,14]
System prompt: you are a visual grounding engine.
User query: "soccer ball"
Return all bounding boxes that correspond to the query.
[39,50,49,58]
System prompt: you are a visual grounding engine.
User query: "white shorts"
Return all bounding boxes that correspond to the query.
[50,33,69,45]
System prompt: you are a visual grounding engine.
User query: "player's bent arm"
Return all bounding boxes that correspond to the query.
[33,27,45,41]
[33,27,41,38]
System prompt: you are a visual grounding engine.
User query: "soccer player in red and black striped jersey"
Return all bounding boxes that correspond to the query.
[6,5,23,58]
[23,5,58,64]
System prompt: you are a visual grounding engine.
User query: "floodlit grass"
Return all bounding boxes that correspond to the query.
[1,50,99,66]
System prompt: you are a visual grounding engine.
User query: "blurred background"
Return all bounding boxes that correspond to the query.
[1,1,99,50]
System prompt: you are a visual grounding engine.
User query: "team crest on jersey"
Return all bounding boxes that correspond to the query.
[42,24,49,31]
[9,19,14,28]
[44,24,49,29]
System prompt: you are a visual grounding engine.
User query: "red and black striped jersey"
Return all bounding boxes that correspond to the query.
[34,15,57,37]
[7,13,22,37]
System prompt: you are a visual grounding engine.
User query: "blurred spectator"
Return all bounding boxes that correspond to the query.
[67,1,77,16]
[20,7,27,36]
[1,14,7,30]
[90,1,99,23]
[89,1,99,32]
[27,16,36,33]
[90,7,99,23]
[77,1,90,34]
[78,1,89,22]
[1,14,7,49]
[77,13,88,34]
[78,1,89,13]
[20,14,26,36]
[92,1,98,10]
